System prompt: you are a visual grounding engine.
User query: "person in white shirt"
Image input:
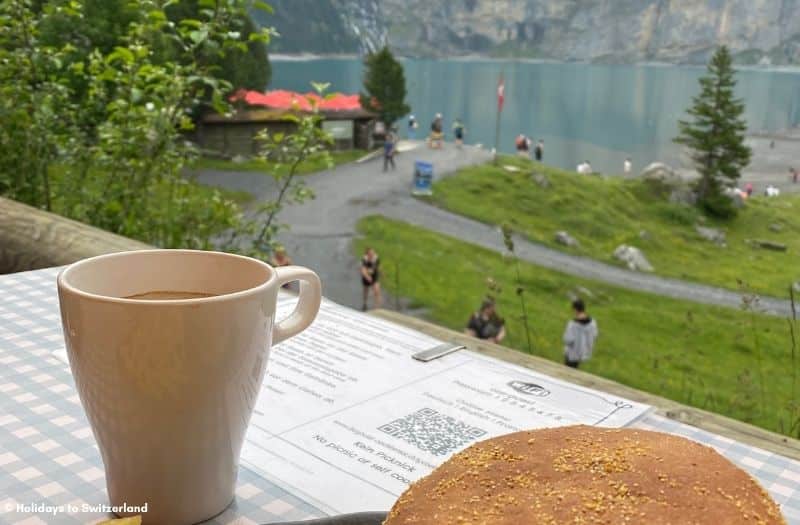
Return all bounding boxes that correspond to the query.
[624,157,632,175]
[577,161,593,174]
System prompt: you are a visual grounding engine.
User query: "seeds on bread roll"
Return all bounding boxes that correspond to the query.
[384,425,785,525]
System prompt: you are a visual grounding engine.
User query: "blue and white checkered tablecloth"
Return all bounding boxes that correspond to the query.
[1,267,799,524]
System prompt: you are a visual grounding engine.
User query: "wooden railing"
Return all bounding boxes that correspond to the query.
[2,195,798,459]
[0,197,151,274]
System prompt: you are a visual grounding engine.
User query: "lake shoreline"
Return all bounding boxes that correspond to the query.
[271,54,800,73]
[271,57,800,177]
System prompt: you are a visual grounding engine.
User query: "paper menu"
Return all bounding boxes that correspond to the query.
[241,295,650,514]
[254,295,472,435]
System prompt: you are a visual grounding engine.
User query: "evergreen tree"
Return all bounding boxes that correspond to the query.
[360,46,410,125]
[675,46,751,218]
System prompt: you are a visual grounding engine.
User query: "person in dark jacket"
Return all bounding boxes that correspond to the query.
[383,129,397,172]
[534,139,544,161]
[452,118,466,147]
[465,298,506,344]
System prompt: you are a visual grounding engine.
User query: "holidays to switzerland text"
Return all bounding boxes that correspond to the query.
[10,502,148,516]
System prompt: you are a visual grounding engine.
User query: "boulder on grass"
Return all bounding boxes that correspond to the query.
[641,162,675,181]
[613,245,654,272]
[531,172,550,189]
[641,163,698,204]
[746,239,788,252]
[696,226,726,246]
[555,231,579,247]
[640,162,693,187]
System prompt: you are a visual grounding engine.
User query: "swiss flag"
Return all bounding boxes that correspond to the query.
[497,75,505,112]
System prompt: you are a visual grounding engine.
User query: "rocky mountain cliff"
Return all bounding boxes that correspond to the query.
[384,0,800,65]
[263,0,800,65]
[254,0,386,55]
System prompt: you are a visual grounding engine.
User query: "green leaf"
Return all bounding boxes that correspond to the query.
[179,19,202,29]
[107,47,135,64]
[253,1,273,13]
[147,10,167,23]
[189,29,209,45]
[248,31,270,43]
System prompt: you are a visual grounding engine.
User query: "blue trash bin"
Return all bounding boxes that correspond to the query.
[413,161,434,195]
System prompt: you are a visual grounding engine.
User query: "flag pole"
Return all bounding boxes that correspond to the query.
[493,72,504,165]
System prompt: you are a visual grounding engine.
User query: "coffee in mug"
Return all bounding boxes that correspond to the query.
[124,291,217,300]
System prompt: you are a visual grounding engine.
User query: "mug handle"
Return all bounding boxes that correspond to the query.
[273,266,322,345]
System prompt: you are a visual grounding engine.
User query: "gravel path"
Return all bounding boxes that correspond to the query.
[195,141,493,308]
[380,200,791,316]
[195,143,791,316]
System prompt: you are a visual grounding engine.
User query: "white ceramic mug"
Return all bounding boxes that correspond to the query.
[57,250,322,524]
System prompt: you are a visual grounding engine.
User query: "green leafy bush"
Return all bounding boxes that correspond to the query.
[0,0,324,258]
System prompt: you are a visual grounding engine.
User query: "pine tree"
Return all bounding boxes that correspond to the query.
[360,46,410,126]
[675,46,751,218]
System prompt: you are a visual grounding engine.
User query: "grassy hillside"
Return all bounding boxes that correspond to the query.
[428,157,800,298]
[356,216,800,438]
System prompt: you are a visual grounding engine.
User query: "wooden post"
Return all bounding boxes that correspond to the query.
[0,197,151,274]
[493,72,504,165]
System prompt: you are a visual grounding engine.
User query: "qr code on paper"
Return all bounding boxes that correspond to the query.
[377,408,486,457]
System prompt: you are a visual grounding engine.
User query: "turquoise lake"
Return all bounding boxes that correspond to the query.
[271,58,800,174]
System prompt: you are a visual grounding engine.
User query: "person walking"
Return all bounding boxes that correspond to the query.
[429,113,444,149]
[791,167,798,184]
[534,139,544,161]
[515,134,530,157]
[360,247,382,311]
[465,298,506,344]
[452,118,466,147]
[408,114,418,140]
[563,299,598,368]
[383,129,397,172]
